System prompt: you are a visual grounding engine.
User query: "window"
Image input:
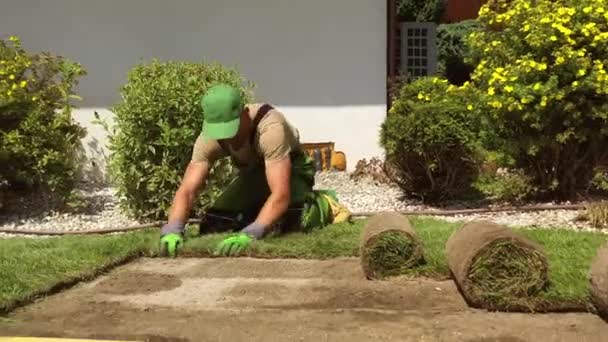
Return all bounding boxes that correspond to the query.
[400,22,438,80]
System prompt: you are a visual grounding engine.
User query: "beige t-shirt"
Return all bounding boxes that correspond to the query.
[191,103,300,169]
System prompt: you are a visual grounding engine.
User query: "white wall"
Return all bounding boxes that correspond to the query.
[2,0,387,179]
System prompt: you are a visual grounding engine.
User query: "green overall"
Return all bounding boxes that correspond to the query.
[198,106,320,235]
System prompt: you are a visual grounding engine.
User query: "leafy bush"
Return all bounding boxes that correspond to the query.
[398,0,445,23]
[0,36,86,203]
[463,0,608,199]
[473,169,537,203]
[381,77,482,202]
[437,20,480,85]
[102,60,253,220]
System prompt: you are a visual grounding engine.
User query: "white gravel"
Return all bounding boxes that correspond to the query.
[0,187,143,235]
[0,171,604,237]
[315,171,606,234]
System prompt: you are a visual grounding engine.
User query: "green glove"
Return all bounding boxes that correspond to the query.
[214,233,253,257]
[160,233,183,257]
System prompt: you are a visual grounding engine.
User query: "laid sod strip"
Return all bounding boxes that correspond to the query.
[590,241,608,321]
[0,230,157,313]
[446,221,550,312]
[1,217,607,314]
[359,213,424,279]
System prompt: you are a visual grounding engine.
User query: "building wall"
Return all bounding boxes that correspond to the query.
[2,0,387,180]
[442,0,486,23]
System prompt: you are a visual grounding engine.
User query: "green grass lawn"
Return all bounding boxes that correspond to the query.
[0,217,606,313]
[0,230,157,313]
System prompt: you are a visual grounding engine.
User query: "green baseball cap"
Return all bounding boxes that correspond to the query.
[200,83,243,140]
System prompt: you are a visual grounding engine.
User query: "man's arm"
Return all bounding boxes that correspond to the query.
[167,160,210,225]
[254,156,291,229]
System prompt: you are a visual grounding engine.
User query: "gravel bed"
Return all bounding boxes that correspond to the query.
[315,172,606,234]
[0,171,605,238]
[0,187,143,235]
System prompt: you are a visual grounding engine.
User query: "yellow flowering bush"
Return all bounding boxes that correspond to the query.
[1,36,86,203]
[381,77,483,202]
[464,0,608,198]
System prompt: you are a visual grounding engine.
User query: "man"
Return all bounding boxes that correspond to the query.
[159,83,337,257]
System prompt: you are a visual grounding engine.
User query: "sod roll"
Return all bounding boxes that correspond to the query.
[446,221,549,311]
[590,241,608,321]
[360,213,424,279]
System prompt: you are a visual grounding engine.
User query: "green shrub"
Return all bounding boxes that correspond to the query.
[437,20,480,85]
[398,0,445,23]
[463,0,608,199]
[473,169,537,203]
[101,60,253,220]
[381,77,482,202]
[0,36,86,203]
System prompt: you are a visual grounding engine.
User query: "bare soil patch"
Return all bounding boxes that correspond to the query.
[95,271,182,295]
[1,258,607,341]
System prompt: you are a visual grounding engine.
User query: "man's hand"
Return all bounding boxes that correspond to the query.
[214,233,253,257]
[160,220,185,257]
[160,233,184,257]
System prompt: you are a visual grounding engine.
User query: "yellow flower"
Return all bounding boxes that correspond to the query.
[540,17,551,24]
[578,50,587,57]
[583,6,593,14]
[572,81,580,87]
[578,69,587,76]
[7,90,12,96]
[521,97,532,104]
[540,96,548,107]
[417,93,424,100]
[533,82,542,90]
[11,83,17,90]
[505,86,514,93]
[467,104,474,111]
[550,36,558,41]
[491,40,501,47]
[489,100,503,109]
[425,95,431,101]
[598,7,605,14]
[523,24,531,32]
[529,61,537,68]
[537,63,547,71]
[8,36,17,41]
[32,96,38,101]
[488,87,496,95]
[556,56,566,65]
[9,74,15,80]
[20,80,26,88]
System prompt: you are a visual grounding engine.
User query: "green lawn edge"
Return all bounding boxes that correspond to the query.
[1,216,606,314]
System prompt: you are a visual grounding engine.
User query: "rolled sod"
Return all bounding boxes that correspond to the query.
[590,241,608,321]
[446,221,549,311]
[360,213,424,279]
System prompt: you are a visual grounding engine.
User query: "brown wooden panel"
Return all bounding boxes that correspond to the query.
[442,0,487,23]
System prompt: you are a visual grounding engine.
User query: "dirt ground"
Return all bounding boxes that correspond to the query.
[1,257,607,342]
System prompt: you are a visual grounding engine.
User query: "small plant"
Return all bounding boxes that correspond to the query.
[584,202,608,229]
[350,157,395,185]
[473,169,537,204]
[102,59,253,220]
[0,35,86,204]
